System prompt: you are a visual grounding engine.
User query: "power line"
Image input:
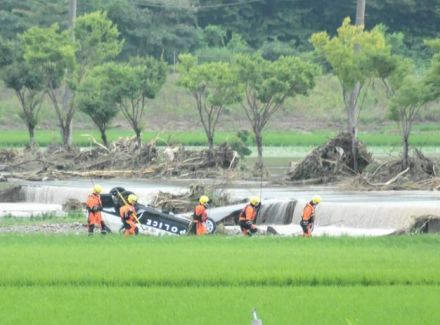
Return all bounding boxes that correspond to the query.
[134,0,261,10]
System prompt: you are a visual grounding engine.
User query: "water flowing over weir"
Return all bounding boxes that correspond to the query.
[7,180,440,235]
[21,181,187,204]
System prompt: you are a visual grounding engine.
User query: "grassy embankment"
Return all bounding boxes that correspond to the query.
[0,235,439,324]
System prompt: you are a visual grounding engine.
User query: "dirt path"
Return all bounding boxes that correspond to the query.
[0,222,86,234]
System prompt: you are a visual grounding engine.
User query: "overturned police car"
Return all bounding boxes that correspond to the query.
[100,187,217,235]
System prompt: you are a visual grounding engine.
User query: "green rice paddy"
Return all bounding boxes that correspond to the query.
[1,128,440,147]
[0,235,439,324]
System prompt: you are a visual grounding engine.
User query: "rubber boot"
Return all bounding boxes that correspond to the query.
[100,222,107,235]
[88,224,95,236]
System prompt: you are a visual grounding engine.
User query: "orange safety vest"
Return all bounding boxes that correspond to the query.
[302,202,315,222]
[239,204,257,222]
[86,193,102,213]
[120,204,136,221]
[193,204,208,223]
[86,193,102,223]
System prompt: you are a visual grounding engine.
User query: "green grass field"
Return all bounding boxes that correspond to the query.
[1,127,440,147]
[0,235,439,324]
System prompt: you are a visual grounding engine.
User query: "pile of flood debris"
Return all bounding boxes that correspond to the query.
[287,133,373,184]
[349,149,440,190]
[151,183,235,214]
[0,138,239,181]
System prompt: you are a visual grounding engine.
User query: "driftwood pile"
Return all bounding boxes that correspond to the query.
[151,183,233,214]
[159,143,238,177]
[287,133,373,183]
[350,149,439,190]
[0,138,239,181]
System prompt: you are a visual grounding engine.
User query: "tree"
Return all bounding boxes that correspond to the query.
[310,17,390,171]
[21,24,76,147]
[20,11,121,148]
[177,54,242,150]
[374,47,435,170]
[390,76,427,170]
[105,58,167,147]
[74,11,123,79]
[235,54,318,171]
[77,65,119,148]
[0,40,45,147]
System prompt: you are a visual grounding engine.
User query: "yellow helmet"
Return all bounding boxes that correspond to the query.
[199,195,209,205]
[127,194,138,204]
[250,196,261,206]
[93,184,103,194]
[311,196,321,204]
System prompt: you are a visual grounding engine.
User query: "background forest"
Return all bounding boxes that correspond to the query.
[1,0,439,63]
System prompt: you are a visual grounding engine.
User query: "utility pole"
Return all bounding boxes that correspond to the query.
[68,0,77,31]
[356,0,366,26]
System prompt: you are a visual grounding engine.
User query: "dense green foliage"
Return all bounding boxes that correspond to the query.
[0,235,439,324]
[1,0,439,62]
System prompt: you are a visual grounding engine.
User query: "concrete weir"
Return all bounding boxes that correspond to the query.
[3,181,440,236]
[291,200,440,235]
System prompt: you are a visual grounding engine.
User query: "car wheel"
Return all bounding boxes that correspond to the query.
[205,217,217,234]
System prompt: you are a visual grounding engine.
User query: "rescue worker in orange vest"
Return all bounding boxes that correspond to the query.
[190,195,209,235]
[119,194,139,237]
[300,196,321,237]
[239,196,260,236]
[86,184,106,235]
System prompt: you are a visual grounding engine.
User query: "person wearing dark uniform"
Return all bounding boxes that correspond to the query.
[300,196,321,237]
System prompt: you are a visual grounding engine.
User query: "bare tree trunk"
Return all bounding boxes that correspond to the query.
[61,86,74,148]
[60,123,72,148]
[135,128,142,148]
[27,123,36,148]
[254,129,263,171]
[99,127,109,148]
[402,133,409,170]
[207,134,214,151]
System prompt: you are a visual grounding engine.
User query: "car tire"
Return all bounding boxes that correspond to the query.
[205,217,217,234]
